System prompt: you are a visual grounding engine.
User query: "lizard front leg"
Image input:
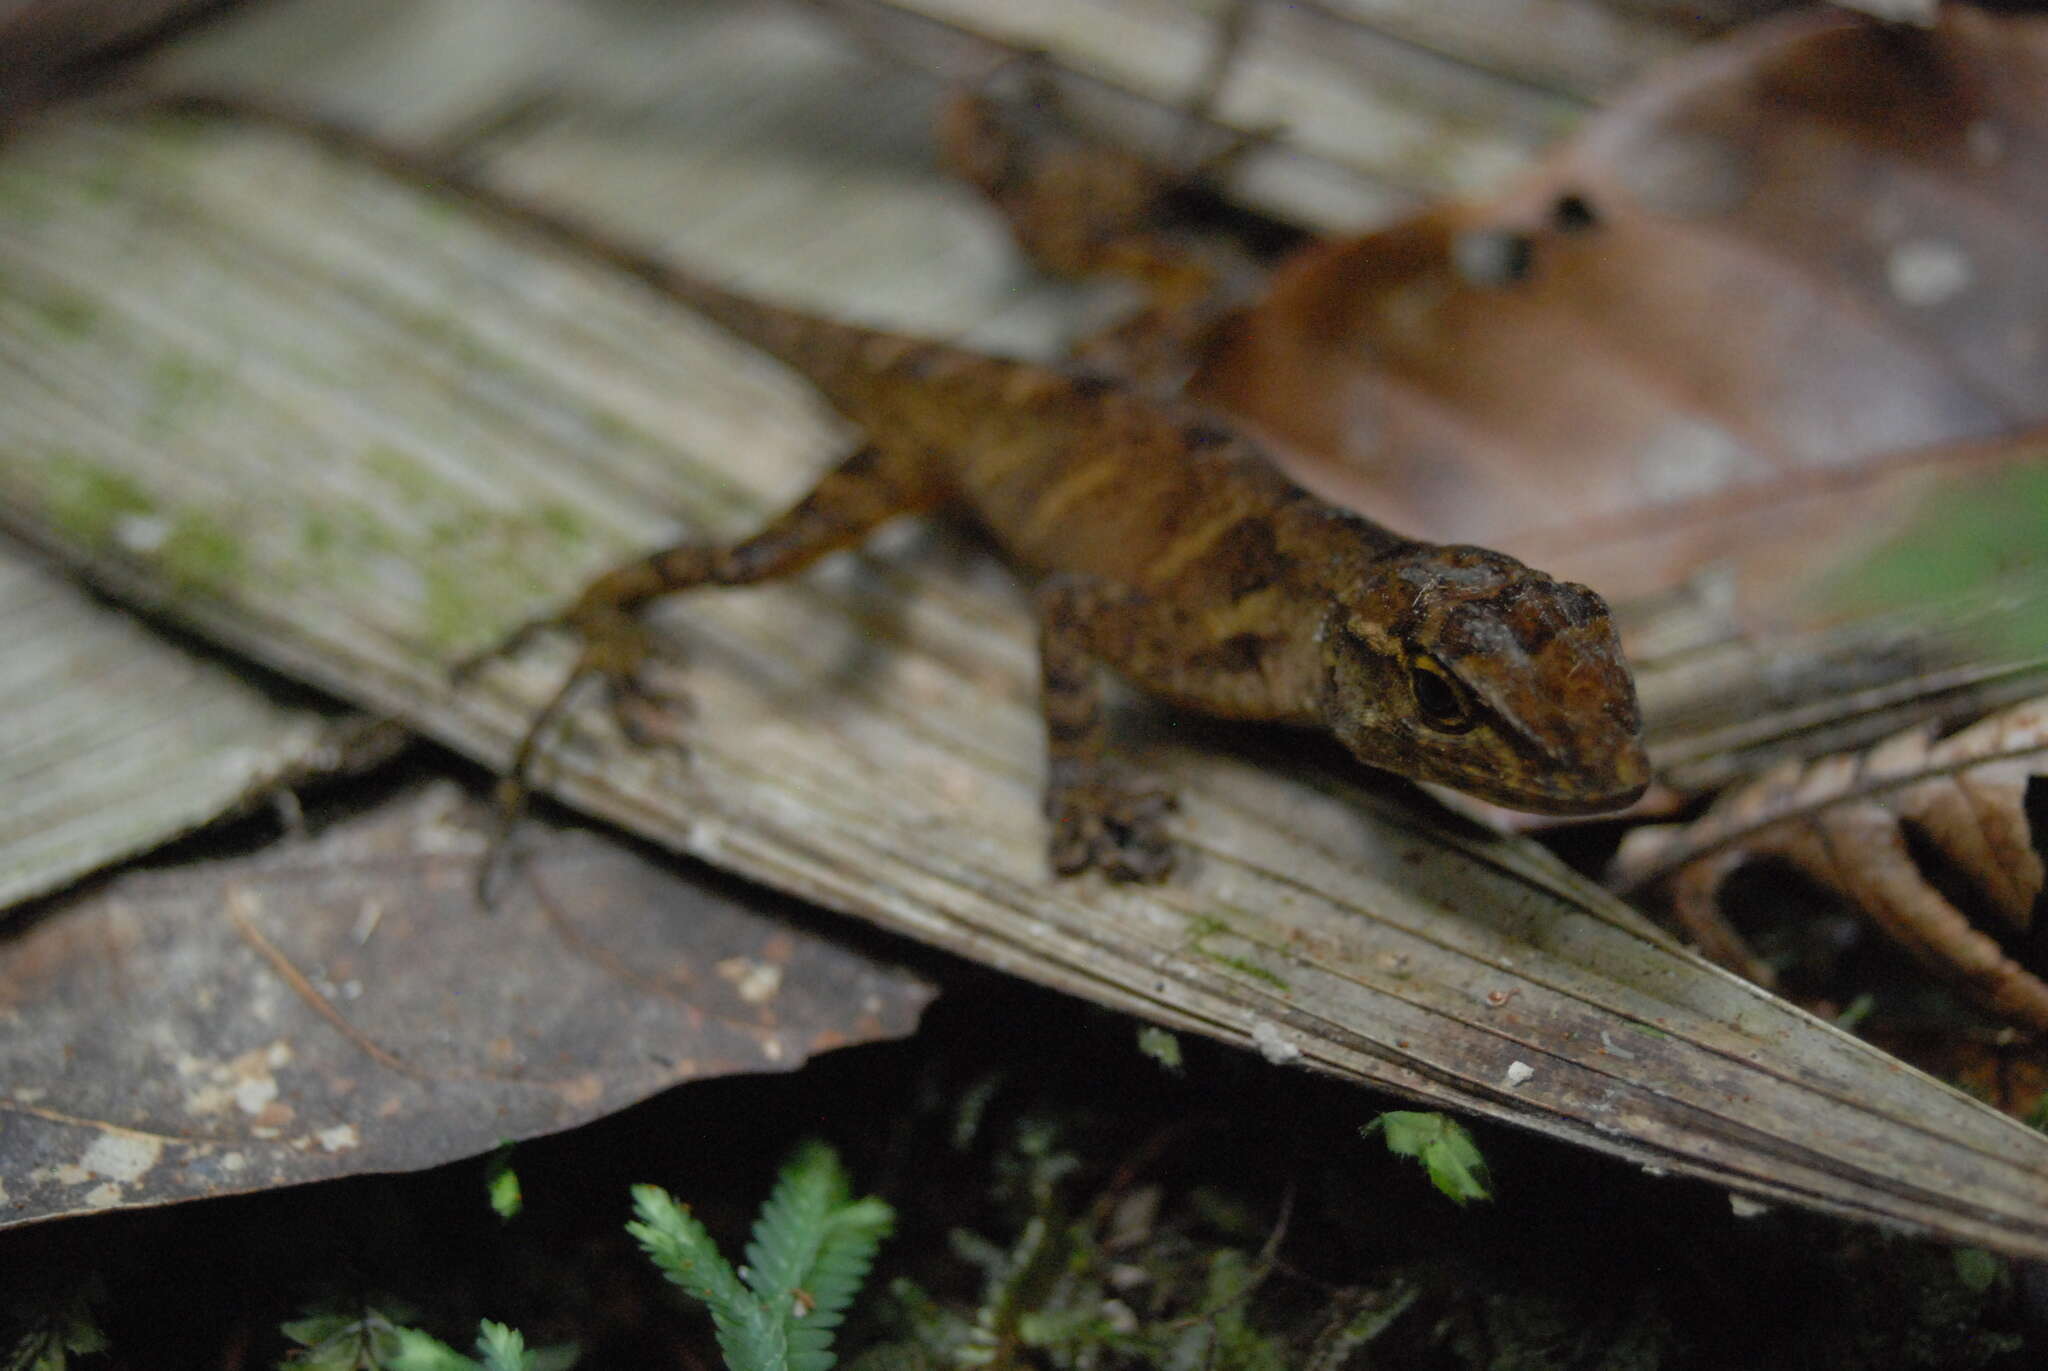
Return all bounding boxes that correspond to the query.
[483,441,943,798]
[1035,573,1182,882]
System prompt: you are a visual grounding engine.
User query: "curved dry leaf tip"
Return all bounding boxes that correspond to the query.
[1610,694,2048,1033]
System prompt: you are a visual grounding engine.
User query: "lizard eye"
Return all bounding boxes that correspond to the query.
[1407,652,1477,734]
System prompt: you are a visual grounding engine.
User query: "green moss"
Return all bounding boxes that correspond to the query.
[426,512,494,550]
[348,510,402,558]
[146,353,226,437]
[160,511,246,591]
[422,563,493,653]
[362,443,438,502]
[1185,916,1292,993]
[36,455,243,593]
[301,513,339,558]
[40,453,156,548]
[34,290,98,339]
[537,502,588,544]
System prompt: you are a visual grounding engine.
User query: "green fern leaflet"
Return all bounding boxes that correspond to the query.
[629,1140,895,1371]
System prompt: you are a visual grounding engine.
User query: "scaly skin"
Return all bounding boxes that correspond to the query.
[497,253,1649,880]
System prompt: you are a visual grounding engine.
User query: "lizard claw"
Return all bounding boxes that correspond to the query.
[1045,768,1179,883]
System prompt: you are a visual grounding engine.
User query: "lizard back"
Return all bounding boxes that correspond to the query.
[650,263,1410,598]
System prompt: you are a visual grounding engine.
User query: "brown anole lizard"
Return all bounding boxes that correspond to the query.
[477,214,1649,881]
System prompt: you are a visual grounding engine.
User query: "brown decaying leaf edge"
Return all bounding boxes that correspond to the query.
[1610,695,2048,1031]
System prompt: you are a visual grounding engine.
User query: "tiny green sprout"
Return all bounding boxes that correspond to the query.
[1136,1025,1183,1073]
[280,1302,411,1371]
[1953,1247,2003,1295]
[486,1143,523,1221]
[1833,993,1876,1032]
[387,1319,578,1371]
[1364,1112,1492,1206]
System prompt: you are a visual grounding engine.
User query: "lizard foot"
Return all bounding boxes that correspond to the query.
[608,653,696,753]
[459,605,695,757]
[1045,768,1178,882]
[468,616,690,907]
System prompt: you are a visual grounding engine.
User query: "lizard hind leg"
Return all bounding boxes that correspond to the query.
[475,442,943,889]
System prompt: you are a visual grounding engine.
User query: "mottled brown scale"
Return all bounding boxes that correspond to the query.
[486,247,1649,880]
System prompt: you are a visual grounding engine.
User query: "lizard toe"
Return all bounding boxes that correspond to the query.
[610,656,697,753]
[1044,769,1178,881]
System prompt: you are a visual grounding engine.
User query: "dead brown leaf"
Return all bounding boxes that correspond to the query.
[1192,5,2048,618]
[1610,694,2048,1031]
[0,777,933,1229]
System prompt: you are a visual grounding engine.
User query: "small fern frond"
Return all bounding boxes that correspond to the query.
[474,1321,536,1371]
[382,1322,577,1371]
[742,1140,852,1299]
[633,1143,893,1371]
[739,1144,895,1371]
[630,1183,783,1370]
[785,1196,895,1371]
[802,1197,896,1329]
[630,1185,750,1309]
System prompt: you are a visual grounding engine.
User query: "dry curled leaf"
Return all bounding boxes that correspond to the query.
[1610,695,2048,1031]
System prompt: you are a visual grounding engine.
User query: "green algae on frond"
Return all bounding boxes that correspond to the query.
[145,353,228,438]
[536,502,588,544]
[1185,915,1293,993]
[421,562,509,656]
[40,452,156,549]
[160,512,247,592]
[33,289,98,339]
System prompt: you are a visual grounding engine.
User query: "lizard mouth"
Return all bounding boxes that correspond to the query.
[1491,779,1650,816]
[1471,760,1650,815]
[1414,742,1651,816]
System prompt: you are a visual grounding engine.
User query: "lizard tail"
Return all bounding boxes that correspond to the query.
[441,170,963,418]
[633,255,942,416]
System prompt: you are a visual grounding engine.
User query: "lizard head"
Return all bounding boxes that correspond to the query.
[1317,545,1649,814]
